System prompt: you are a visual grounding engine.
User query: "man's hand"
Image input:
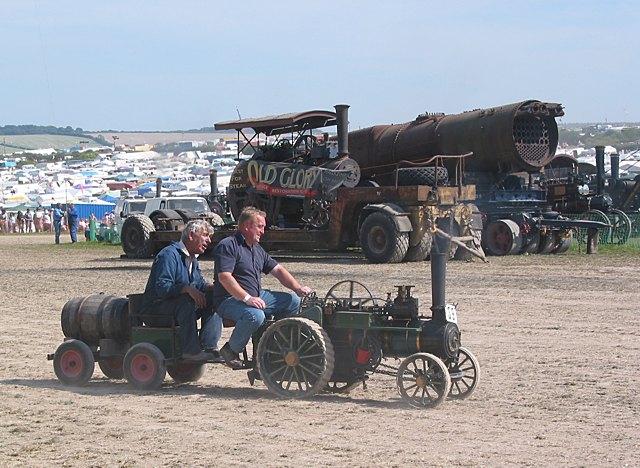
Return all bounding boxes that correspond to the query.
[294,285,313,297]
[245,296,266,309]
[182,285,206,309]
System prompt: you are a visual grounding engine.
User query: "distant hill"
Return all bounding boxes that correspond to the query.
[0,134,103,155]
[88,131,233,146]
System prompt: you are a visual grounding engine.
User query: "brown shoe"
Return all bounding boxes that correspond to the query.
[220,343,244,370]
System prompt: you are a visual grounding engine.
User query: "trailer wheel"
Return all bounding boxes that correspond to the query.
[359,212,409,263]
[257,318,334,399]
[551,231,572,254]
[123,343,166,390]
[483,219,523,256]
[404,232,433,262]
[609,209,632,244]
[396,167,448,186]
[396,353,451,409]
[98,356,124,379]
[121,214,155,258]
[53,339,95,386]
[447,347,480,400]
[167,362,205,383]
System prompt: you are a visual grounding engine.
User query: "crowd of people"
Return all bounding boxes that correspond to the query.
[0,205,105,244]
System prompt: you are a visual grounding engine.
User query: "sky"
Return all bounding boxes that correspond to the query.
[1,0,638,131]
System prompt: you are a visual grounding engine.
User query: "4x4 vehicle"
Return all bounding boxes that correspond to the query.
[121,194,223,258]
[113,198,147,236]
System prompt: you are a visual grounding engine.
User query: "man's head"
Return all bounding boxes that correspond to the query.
[238,206,266,246]
[181,219,214,255]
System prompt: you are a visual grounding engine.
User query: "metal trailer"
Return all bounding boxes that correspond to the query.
[49,232,479,409]
[347,100,606,255]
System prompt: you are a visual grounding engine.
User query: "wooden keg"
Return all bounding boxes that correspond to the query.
[61,294,129,345]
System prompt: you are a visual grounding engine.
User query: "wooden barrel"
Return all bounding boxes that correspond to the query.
[61,294,129,345]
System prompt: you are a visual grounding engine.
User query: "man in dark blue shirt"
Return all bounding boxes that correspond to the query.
[211,207,312,369]
[141,219,222,361]
[66,203,79,243]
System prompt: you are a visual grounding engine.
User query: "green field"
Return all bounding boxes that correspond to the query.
[0,134,95,152]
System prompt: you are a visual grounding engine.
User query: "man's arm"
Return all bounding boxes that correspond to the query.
[270,264,312,297]
[218,272,266,309]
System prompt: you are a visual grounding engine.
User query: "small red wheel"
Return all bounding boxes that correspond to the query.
[53,339,95,386]
[123,343,166,390]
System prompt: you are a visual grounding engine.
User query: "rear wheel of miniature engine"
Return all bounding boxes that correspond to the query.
[359,212,409,263]
[404,231,433,262]
[53,339,95,386]
[257,318,334,399]
[123,343,166,390]
[167,362,206,383]
[396,167,448,186]
[98,356,124,379]
[447,347,480,400]
[483,219,523,256]
[121,214,155,258]
[397,353,451,409]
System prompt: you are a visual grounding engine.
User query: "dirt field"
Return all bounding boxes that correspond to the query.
[0,234,638,466]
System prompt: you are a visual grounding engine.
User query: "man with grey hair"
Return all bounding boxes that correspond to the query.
[140,219,222,361]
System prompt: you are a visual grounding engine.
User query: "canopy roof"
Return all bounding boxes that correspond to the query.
[215,110,337,136]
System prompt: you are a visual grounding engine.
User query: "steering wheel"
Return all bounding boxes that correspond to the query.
[324,280,377,307]
[293,134,317,154]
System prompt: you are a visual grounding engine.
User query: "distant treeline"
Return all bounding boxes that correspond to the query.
[559,126,640,151]
[0,125,107,144]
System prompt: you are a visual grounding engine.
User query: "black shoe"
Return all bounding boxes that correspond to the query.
[203,348,225,364]
[220,343,244,370]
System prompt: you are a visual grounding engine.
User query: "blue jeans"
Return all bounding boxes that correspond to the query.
[200,313,222,350]
[217,290,301,353]
[54,221,61,244]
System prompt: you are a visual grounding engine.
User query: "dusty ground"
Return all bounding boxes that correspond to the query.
[0,234,638,466]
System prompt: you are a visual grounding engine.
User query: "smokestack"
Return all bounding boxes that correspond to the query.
[155,177,162,198]
[610,153,620,182]
[334,104,349,157]
[430,235,448,322]
[209,169,219,196]
[595,146,605,195]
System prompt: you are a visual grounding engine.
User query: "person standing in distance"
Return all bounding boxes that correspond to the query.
[66,203,79,243]
[52,204,64,243]
[211,206,312,369]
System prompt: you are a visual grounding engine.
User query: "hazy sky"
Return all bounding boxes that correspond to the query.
[1,1,638,130]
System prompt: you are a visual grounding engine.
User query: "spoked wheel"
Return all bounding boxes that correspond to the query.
[53,339,95,386]
[167,362,205,383]
[123,343,166,390]
[396,353,451,409]
[257,318,334,399]
[575,210,611,244]
[609,209,632,244]
[98,356,124,379]
[447,347,480,400]
[324,280,376,308]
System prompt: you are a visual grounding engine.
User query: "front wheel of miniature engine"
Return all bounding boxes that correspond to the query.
[53,339,95,386]
[123,343,166,390]
[396,352,451,409]
[447,347,480,400]
[257,318,334,399]
[98,356,124,379]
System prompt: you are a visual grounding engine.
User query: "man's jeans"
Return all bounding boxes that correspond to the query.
[216,290,300,353]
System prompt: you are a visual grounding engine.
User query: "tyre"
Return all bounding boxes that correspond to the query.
[396,353,451,409]
[359,212,409,263]
[98,356,124,379]
[123,343,166,390]
[53,339,95,386]
[404,232,433,262]
[167,362,206,383]
[397,167,448,186]
[121,214,155,258]
[257,318,334,399]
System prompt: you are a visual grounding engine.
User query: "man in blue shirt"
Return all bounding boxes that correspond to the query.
[211,207,312,369]
[66,203,79,243]
[141,219,222,361]
[52,204,64,244]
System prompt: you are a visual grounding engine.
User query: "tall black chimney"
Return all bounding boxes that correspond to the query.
[595,146,605,195]
[610,153,620,182]
[334,104,349,157]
